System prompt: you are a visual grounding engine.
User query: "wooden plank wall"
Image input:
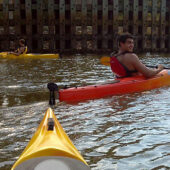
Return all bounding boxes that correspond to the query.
[0,0,169,53]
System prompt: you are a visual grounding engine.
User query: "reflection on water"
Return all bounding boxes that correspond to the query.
[0,54,170,170]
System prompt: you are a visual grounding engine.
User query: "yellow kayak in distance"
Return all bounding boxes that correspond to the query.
[11,108,90,170]
[0,52,59,59]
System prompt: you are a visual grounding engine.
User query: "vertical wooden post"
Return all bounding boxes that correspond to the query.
[48,0,55,52]
[3,0,9,50]
[14,0,20,37]
[71,0,76,52]
[123,0,129,32]
[113,0,119,50]
[169,3,170,52]
[92,0,97,52]
[82,0,87,52]
[151,0,157,51]
[133,0,138,50]
[37,1,43,52]
[59,0,65,53]
[54,1,60,52]
[142,0,148,51]
[160,0,166,51]
[102,0,108,50]
[25,0,32,52]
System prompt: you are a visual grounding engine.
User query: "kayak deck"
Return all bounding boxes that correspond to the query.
[59,70,170,103]
[0,52,59,59]
[11,108,89,170]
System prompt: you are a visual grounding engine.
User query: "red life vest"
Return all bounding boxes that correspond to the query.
[110,56,127,77]
[110,52,138,78]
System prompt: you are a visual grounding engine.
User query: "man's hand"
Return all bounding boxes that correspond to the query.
[157,64,164,71]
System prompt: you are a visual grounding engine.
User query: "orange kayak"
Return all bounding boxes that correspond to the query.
[59,69,170,103]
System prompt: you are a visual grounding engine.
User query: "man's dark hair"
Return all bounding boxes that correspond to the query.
[118,33,134,46]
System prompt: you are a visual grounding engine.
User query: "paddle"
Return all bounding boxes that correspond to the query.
[47,83,58,105]
[100,56,170,69]
[100,56,111,66]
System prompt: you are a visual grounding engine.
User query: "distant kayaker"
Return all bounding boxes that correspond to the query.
[110,33,164,78]
[8,39,27,56]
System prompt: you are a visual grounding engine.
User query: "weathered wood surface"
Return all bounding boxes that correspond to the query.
[0,0,169,53]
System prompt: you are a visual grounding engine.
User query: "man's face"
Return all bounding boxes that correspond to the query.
[120,38,134,52]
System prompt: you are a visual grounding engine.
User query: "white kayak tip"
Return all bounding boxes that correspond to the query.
[14,156,90,170]
[34,159,70,170]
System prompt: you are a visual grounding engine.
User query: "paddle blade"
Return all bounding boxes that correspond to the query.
[100,56,110,66]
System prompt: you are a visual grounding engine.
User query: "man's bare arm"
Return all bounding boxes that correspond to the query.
[131,54,164,78]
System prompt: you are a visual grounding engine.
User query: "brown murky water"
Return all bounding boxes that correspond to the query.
[0,53,170,170]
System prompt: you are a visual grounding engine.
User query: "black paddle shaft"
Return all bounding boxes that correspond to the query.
[47,83,58,105]
[146,65,169,69]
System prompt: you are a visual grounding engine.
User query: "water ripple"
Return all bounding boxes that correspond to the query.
[0,54,170,170]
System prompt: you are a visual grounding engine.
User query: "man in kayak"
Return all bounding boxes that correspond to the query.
[8,39,27,56]
[110,33,164,78]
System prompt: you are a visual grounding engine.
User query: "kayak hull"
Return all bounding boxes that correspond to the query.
[11,108,89,170]
[0,52,59,59]
[59,70,170,103]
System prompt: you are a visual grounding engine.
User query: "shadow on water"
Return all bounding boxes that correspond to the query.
[0,53,170,169]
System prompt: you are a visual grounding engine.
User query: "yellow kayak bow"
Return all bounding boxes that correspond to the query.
[11,108,90,170]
